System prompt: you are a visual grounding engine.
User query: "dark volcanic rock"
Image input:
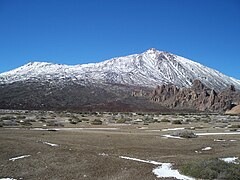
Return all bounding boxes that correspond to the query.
[150,80,240,112]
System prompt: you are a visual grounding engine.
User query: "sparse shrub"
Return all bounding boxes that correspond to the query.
[116,119,126,124]
[16,115,26,119]
[81,118,89,121]
[172,130,197,138]
[69,116,82,124]
[91,119,102,125]
[20,120,32,126]
[0,116,16,120]
[172,120,182,124]
[228,124,240,128]
[161,118,170,122]
[180,158,240,180]
[47,121,64,127]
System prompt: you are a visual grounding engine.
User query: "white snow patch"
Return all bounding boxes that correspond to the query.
[98,153,109,156]
[43,142,58,147]
[195,151,202,154]
[145,129,161,132]
[230,140,237,142]
[0,178,17,180]
[196,132,240,136]
[9,155,31,161]
[138,127,148,130]
[202,147,212,151]
[219,157,239,164]
[162,135,183,139]
[32,127,119,131]
[214,139,226,142]
[119,156,193,180]
[162,128,185,131]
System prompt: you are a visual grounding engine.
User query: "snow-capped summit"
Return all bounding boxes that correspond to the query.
[0,49,240,90]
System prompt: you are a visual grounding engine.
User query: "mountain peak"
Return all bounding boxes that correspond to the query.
[145,48,161,54]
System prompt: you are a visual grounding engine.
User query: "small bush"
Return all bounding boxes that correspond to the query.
[161,119,170,122]
[171,130,197,138]
[47,121,64,127]
[91,119,102,125]
[172,120,182,124]
[116,119,126,124]
[16,115,26,119]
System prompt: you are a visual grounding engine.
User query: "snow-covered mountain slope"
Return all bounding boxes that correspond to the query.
[1,48,240,90]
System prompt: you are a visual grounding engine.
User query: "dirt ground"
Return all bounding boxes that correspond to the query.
[0,121,240,180]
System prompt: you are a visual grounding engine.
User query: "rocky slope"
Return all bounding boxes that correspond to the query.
[150,80,240,112]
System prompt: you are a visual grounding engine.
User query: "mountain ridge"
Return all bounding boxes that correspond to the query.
[1,48,240,91]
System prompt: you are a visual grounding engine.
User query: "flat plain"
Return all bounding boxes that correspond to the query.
[0,110,240,180]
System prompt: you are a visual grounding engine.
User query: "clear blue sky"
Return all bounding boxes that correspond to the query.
[0,0,240,79]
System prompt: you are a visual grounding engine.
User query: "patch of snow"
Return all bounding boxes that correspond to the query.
[32,127,119,131]
[162,135,183,139]
[9,155,31,161]
[145,129,161,132]
[119,156,193,180]
[98,153,109,156]
[153,163,194,180]
[202,147,212,151]
[214,139,226,142]
[42,142,58,147]
[0,178,17,180]
[195,151,202,154]
[119,156,162,165]
[162,128,185,132]
[230,140,237,142]
[138,127,148,130]
[196,132,240,136]
[219,157,239,164]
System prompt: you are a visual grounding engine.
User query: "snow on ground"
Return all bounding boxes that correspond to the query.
[32,127,119,131]
[0,178,17,180]
[161,128,185,132]
[196,132,240,136]
[202,147,212,151]
[219,157,239,164]
[98,153,109,156]
[145,130,161,132]
[9,155,31,161]
[214,139,226,142]
[42,142,59,147]
[119,156,194,180]
[162,135,183,139]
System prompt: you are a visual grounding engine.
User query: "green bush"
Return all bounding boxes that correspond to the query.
[172,120,182,124]
[91,119,102,125]
[161,118,170,122]
[16,115,26,119]
[180,158,240,180]
[116,119,126,123]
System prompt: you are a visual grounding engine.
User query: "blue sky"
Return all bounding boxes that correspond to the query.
[0,0,240,79]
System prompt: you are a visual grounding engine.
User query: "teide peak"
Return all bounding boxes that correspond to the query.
[0,49,240,112]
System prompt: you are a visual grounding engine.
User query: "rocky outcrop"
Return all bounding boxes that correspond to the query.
[150,80,240,112]
[226,104,240,114]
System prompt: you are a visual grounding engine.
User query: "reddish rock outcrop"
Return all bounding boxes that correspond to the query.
[150,80,240,112]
